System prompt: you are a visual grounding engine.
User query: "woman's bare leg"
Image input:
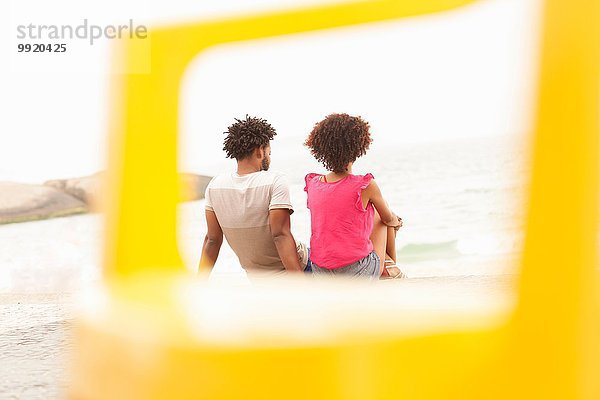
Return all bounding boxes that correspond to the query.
[370,210,388,276]
[386,226,397,264]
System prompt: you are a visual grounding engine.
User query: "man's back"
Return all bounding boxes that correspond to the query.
[205,170,293,276]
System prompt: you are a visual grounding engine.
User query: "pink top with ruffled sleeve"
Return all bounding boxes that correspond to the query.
[304,173,375,269]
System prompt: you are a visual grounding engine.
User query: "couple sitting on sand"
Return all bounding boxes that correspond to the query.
[199,113,405,280]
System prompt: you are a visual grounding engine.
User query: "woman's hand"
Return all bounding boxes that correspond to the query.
[392,214,403,231]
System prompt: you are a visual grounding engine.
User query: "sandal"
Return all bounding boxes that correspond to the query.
[380,259,407,280]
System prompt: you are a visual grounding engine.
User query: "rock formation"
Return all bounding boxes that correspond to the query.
[0,182,87,224]
[0,172,212,225]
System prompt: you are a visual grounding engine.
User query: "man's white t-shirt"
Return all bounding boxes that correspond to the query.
[205,170,295,276]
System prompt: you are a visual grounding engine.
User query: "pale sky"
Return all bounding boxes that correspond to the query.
[1,0,541,182]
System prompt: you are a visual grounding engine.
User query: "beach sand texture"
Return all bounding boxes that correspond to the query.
[0,275,515,399]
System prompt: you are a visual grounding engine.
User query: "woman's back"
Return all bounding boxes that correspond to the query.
[304,172,374,269]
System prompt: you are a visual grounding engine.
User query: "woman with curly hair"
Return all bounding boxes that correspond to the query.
[304,113,405,280]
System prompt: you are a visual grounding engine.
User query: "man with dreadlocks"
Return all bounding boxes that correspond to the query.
[199,116,309,278]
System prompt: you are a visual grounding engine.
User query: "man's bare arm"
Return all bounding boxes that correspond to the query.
[199,210,223,274]
[269,209,303,273]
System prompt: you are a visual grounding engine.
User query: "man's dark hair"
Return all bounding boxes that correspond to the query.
[304,113,372,173]
[223,115,277,160]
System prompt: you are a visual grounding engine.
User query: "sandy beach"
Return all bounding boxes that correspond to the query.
[0,274,516,399]
[0,293,74,400]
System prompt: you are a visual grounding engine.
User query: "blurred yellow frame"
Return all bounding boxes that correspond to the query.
[72,0,599,399]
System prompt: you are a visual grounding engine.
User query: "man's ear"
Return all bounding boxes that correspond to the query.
[255,146,265,159]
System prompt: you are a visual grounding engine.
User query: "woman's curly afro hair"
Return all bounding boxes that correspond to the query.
[304,113,372,173]
[223,115,277,160]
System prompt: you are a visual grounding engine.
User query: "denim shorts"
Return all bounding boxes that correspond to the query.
[296,242,312,273]
[311,251,380,280]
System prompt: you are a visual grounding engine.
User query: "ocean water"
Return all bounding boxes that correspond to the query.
[0,135,528,293]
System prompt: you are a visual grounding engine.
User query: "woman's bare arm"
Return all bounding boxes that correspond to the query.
[362,180,400,227]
